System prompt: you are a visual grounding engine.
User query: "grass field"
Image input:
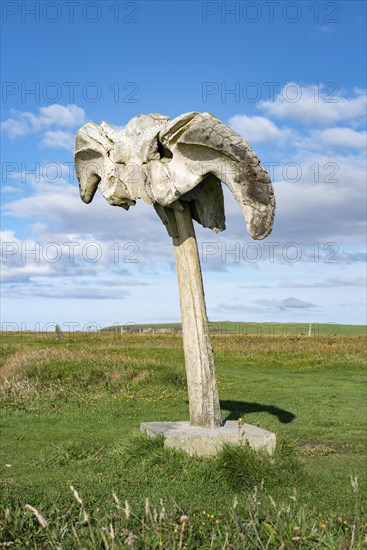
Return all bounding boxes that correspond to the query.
[0,329,366,548]
[104,322,366,337]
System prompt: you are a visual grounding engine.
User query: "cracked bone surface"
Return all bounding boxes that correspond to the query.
[75,111,275,239]
[75,112,275,428]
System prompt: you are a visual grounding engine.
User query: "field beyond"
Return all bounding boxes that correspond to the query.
[1,330,366,548]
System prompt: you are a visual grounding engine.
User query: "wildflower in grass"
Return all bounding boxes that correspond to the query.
[350,475,358,493]
[320,522,326,529]
[25,504,48,529]
[125,531,137,545]
[159,499,166,521]
[180,515,188,524]
[269,495,276,508]
[124,500,131,519]
[70,485,83,505]
[112,491,120,508]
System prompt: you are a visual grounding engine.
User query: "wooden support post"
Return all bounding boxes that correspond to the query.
[173,203,222,428]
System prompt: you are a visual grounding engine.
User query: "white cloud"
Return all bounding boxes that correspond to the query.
[0,227,146,299]
[215,302,262,314]
[228,114,292,144]
[315,128,366,150]
[1,264,54,283]
[2,278,132,300]
[2,181,173,268]
[1,119,29,138]
[1,230,55,283]
[215,296,317,315]
[217,148,366,244]
[41,130,75,151]
[256,297,316,309]
[279,276,367,288]
[1,104,85,149]
[268,151,367,243]
[33,104,85,128]
[1,186,21,193]
[259,85,366,125]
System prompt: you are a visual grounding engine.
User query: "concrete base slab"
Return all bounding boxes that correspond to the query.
[141,421,276,456]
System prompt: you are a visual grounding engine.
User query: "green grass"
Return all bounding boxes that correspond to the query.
[209,321,366,337]
[0,331,366,548]
[101,321,367,336]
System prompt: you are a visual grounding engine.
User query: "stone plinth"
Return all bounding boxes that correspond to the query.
[141,421,276,456]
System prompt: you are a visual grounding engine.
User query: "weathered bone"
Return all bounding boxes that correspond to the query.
[74,112,276,428]
[75,112,275,237]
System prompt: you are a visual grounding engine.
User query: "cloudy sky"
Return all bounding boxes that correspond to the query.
[1,0,366,330]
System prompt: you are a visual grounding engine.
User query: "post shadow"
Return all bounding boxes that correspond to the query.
[220,400,296,424]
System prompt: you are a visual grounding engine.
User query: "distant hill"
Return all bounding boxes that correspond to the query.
[101,322,366,337]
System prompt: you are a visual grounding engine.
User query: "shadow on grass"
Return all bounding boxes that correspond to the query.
[220,400,295,424]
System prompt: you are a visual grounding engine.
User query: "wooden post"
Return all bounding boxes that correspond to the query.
[173,203,222,428]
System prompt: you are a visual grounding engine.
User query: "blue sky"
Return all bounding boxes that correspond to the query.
[1,0,366,330]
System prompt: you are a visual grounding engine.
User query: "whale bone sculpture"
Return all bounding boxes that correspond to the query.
[75,111,275,428]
